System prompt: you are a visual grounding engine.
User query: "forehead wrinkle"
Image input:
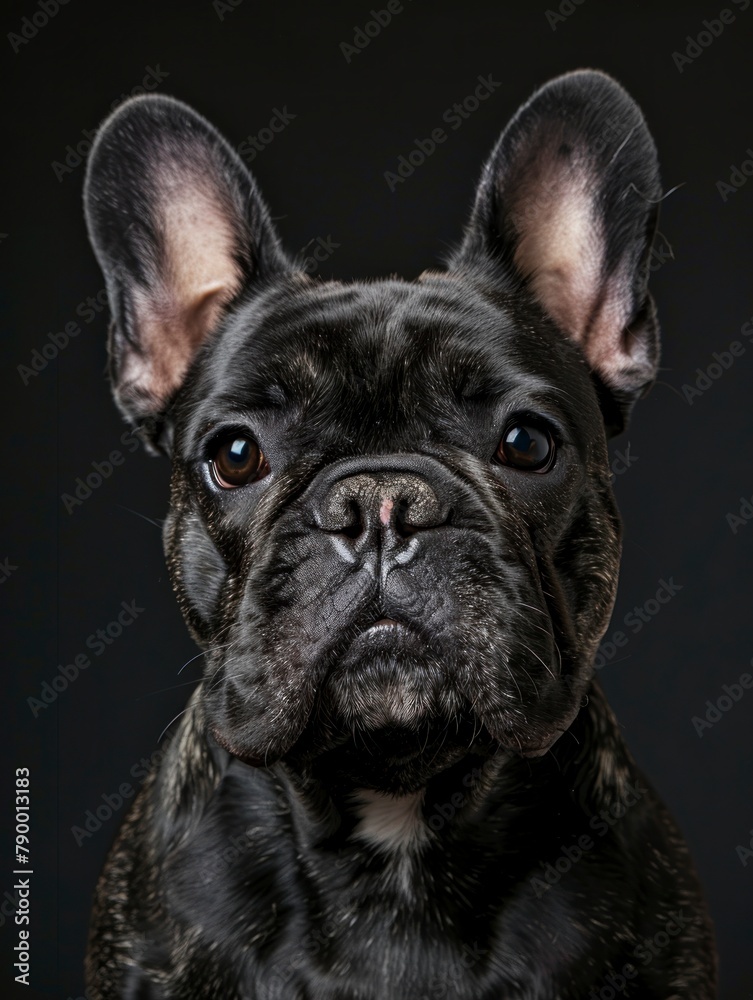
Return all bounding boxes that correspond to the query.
[200,277,583,438]
[212,277,510,398]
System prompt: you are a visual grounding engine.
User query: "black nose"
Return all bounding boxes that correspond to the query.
[315,469,448,556]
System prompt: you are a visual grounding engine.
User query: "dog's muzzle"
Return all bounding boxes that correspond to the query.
[314,464,449,575]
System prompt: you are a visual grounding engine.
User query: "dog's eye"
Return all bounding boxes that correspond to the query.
[495,422,555,472]
[211,436,269,488]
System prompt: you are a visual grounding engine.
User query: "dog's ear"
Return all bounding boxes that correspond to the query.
[450,70,662,435]
[84,95,289,442]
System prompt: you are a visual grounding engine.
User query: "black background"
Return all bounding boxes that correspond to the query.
[2,1,752,997]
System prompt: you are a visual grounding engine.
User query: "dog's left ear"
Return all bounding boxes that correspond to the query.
[450,70,662,435]
[84,94,290,445]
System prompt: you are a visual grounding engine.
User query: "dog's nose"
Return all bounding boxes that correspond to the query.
[317,471,447,552]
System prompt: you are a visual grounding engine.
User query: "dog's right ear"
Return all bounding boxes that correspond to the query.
[449,70,662,436]
[84,95,289,445]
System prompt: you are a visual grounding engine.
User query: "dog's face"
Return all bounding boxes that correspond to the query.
[85,71,661,792]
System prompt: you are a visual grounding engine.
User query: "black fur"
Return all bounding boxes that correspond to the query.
[83,70,717,998]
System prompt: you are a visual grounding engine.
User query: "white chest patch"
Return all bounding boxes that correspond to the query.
[350,788,429,854]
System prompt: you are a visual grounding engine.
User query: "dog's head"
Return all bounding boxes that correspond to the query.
[84,70,661,792]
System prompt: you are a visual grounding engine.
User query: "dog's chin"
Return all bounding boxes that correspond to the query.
[311,624,577,761]
[274,627,481,791]
[319,621,465,728]
[208,622,583,785]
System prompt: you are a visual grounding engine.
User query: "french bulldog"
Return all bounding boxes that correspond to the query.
[82,69,717,998]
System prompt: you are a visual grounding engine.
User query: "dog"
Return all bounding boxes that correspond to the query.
[82,69,717,998]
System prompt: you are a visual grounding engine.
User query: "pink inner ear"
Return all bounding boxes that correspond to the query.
[122,178,243,413]
[507,153,633,378]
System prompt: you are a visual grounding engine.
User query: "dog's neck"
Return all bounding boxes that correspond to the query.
[277,747,510,850]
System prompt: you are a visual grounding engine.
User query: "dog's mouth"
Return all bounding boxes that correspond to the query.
[357,616,413,641]
[350,614,419,646]
[205,592,578,784]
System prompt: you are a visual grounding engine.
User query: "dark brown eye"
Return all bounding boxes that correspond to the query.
[211,436,269,488]
[496,422,555,472]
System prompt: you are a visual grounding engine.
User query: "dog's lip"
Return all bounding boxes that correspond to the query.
[361,616,416,635]
[352,616,416,642]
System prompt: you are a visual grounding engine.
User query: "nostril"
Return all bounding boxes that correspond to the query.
[393,501,418,538]
[340,500,364,540]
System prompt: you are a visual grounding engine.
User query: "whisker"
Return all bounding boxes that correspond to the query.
[517,663,539,699]
[159,708,188,742]
[519,641,556,680]
[468,712,482,750]
[116,503,164,530]
[507,666,524,702]
[177,650,208,676]
[553,641,563,678]
[177,642,233,675]
[135,678,203,700]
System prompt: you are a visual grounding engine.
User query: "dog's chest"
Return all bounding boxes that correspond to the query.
[256,818,485,996]
[241,895,493,1000]
[164,786,507,998]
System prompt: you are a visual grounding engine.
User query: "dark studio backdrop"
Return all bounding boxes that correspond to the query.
[1,1,752,996]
